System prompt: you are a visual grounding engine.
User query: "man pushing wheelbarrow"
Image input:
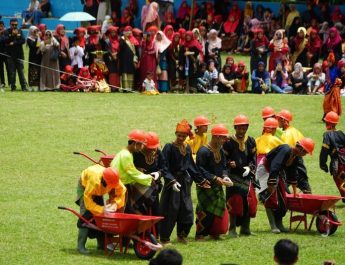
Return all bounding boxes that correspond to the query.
[75,165,126,254]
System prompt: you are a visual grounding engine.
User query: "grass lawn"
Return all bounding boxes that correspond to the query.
[1,53,345,264]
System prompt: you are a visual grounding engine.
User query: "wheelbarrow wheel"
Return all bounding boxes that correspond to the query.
[133,232,157,260]
[316,210,338,236]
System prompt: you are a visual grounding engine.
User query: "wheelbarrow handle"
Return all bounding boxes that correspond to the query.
[58,206,101,231]
[73,151,101,165]
[94,149,108,156]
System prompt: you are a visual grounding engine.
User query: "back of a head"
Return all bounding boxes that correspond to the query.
[274,239,299,265]
[149,249,182,265]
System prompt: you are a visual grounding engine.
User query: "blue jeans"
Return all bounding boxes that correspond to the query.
[271,84,293,94]
[33,10,47,25]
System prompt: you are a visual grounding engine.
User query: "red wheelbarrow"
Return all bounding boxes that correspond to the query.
[74,149,115,167]
[286,193,343,236]
[58,206,163,259]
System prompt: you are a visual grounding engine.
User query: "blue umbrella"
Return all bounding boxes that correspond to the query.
[60,12,96,22]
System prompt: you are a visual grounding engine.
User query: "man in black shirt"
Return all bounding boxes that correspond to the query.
[319,111,345,202]
[3,19,27,91]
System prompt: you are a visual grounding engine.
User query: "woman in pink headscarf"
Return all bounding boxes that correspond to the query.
[306,29,322,67]
[324,27,343,62]
[220,3,241,53]
[154,31,171,93]
[139,31,157,91]
[163,25,174,41]
[54,24,70,72]
[142,2,160,32]
[177,1,190,22]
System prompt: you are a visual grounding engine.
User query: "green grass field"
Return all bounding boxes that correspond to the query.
[1,53,345,264]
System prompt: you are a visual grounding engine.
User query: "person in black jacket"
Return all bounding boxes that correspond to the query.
[0,20,9,91]
[320,111,345,202]
[3,19,28,91]
[261,138,315,233]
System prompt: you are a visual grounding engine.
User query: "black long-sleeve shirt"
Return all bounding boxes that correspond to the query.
[162,142,204,184]
[223,135,256,176]
[265,144,298,186]
[4,28,25,59]
[196,145,228,182]
[319,130,345,175]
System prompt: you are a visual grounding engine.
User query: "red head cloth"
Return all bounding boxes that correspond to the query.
[176,119,191,134]
[327,52,336,64]
[163,25,174,41]
[74,27,86,48]
[79,67,91,79]
[106,26,120,53]
[308,29,321,54]
[87,25,100,46]
[184,30,203,53]
[55,24,69,50]
[327,27,342,49]
[177,0,191,20]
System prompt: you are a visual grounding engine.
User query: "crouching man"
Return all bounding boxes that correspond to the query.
[75,165,126,254]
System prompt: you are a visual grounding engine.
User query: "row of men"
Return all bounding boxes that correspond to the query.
[75,108,345,253]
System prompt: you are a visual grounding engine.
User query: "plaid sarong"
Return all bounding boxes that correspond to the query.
[196,185,225,217]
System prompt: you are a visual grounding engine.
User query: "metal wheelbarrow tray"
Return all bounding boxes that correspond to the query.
[58,206,163,259]
[286,193,343,236]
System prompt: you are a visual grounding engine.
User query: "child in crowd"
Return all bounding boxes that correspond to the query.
[196,63,209,93]
[142,71,159,95]
[204,60,219,94]
[307,63,326,94]
[69,37,84,73]
[60,65,80,92]
[77,67,96,92]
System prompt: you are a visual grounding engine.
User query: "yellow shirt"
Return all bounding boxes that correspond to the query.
[185,133,208,160]
[256,133,284,155]
[280,126,304,147]
[80,164,126,215]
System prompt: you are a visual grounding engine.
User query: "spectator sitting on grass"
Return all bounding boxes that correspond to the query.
[274,239,299,265]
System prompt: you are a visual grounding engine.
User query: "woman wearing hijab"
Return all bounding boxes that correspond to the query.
[163,25,174,41]
[104,26,120,91]
[85,25,102,66]
[232,61,249,93]
[26,26,41,91]
[142,2,160,32]
[54,24,70,72]
[139,31,157,91]
[324,27,343,62]
[250,28,269,73]
[290,62,308,94]
[176,1,190,25]
[331,6,344,24]
[291,27,308,66]
[168,32,181,91]
[119,26,139,91]
[154,31,171,93]
[205,29,222,72]
[218,64,235,93]
[39,30,60,91]
[270,60,292,94]
[268,29,289,72]
[306,29,321,67]
[179,31,203,93]
[121,8,134,28]
[220,3,241,53]
[287,16,302,42]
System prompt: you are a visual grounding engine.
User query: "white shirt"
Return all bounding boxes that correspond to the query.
[69,46,84,68]
[142,78,156,91]
[28,1,39,11]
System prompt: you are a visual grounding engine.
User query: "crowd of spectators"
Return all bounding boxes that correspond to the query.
[0,0,344,95]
